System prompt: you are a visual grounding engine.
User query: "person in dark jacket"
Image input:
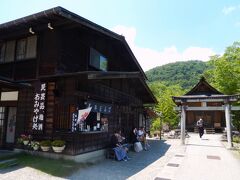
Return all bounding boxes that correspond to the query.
[197,118,204,138]
[129,127,138,144]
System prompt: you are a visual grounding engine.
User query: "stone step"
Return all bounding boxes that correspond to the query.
[194,127,215,134]
[205,128,215,134]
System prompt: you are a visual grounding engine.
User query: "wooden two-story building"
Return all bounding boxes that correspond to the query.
[0,7,156,155]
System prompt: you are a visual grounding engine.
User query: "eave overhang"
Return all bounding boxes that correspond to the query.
[36,71,157,104]
[0,76,32,91]
[172,94,240,103]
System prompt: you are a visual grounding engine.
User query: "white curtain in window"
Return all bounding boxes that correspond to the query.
[5,40,15,62]
[26,35,37,59]
[16,39,26,60]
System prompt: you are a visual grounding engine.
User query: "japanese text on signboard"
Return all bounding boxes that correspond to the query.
[71,112,78,132]
[85,100,112,114]
[32,83,46,131]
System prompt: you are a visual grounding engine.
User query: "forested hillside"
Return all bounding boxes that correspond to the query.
[145,60,210,90]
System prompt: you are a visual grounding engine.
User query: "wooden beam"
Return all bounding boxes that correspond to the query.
[174,106,240,111]
[174,98,238,103]
[87,73,140,80]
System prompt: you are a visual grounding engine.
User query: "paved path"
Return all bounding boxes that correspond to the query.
[69,133,240,180]
[174,133,240,180]
[69,139,179,180]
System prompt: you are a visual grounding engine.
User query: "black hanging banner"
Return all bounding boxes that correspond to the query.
[85,100,112,114]
[32,82,47,132]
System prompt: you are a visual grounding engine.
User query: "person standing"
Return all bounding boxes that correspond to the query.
[129,127,138,144]
[197,118,204,138]
[137,127,150,150]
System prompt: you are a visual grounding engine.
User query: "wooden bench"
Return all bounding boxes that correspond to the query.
[106,148,116,159]
[106,143,133,159]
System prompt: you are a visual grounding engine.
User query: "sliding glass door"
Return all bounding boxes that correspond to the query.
[6,107,17,143]
[0,107,5,147]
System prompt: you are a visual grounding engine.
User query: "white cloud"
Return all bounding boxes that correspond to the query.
[112,25,216,71]
[235,21,240,27]
[222,6,237,15]
[112,25,136,47]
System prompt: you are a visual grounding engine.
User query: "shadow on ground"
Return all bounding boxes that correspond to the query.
[68,139,171,180]
[0,151,88,178]
[0,140,170,179]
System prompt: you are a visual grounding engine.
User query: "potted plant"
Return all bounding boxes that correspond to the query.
[51,140,66,153]
[20,134,31,145]
[17,137,23,145]
[40,140,51,152]
[31,141,40,151]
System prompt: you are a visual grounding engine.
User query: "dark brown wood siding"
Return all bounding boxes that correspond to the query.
[0,64,13,78]
[39,31,61,76]
[45,82,55,136]
[54,132,109,155]
[60,29,88,72]
[15,88,34,137]
[14,60,37,80]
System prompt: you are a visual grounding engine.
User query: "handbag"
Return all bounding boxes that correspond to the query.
[134,142,143,152]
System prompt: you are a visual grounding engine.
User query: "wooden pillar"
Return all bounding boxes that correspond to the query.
[180,105,186,145]
[224,103,233,148]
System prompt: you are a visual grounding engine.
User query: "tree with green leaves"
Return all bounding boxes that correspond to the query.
[205,41,240,130]
[205,42,240,94]
[148,82,184,133]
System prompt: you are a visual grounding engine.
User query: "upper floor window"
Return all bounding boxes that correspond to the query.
[0,43,5,62]
[16,39,26,60]
[0,35,37,63]
[90,48,108,71]
[0,40,15,63]
[16,36,37,60]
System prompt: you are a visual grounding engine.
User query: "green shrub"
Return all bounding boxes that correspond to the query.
[233,136,240,143]
[40,140,52,147]
[52,140,65,147]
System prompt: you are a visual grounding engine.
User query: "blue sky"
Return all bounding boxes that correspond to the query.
[1,0,240,70]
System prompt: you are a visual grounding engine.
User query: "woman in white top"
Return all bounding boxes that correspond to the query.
[137,127,149,150]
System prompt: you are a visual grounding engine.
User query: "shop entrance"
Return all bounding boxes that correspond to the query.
[0,107,6,147]
[0,107,17,148]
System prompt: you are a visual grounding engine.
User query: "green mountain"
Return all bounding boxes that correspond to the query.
[145,60,210,90]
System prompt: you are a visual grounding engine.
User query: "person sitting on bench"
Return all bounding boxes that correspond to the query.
[116,129,129,150]
[110,130,130,161]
